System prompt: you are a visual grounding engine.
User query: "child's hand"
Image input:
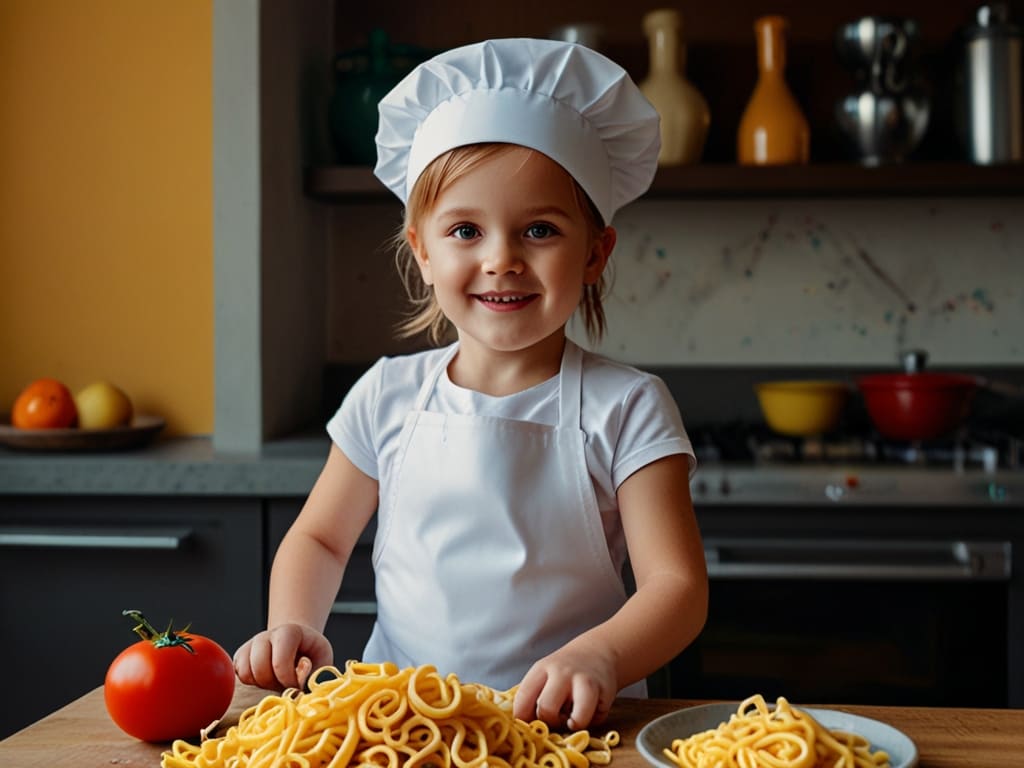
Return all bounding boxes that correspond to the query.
[511,639,617,731]
[233,623,332,691]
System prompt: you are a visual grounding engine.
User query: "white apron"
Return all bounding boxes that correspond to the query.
[363,340,646,697]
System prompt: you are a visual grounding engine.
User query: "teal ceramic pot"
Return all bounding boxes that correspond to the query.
[329,29,431,165]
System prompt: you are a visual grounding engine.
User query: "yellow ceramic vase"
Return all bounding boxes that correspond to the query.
[737,15,810,165]
[639,9,710,165]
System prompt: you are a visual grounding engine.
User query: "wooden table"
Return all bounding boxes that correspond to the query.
[1,684,1021,767]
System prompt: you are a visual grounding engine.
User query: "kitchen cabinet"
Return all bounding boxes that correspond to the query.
[0,497,265,739]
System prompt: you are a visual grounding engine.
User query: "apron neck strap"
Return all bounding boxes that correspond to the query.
[558,339,584,429]
[414,343,459,410]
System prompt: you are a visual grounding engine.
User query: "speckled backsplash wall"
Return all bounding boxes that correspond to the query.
[327,197,1023,366]
[596,197,1022,365]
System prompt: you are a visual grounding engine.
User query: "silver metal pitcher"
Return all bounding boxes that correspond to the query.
[956,3,1023,164]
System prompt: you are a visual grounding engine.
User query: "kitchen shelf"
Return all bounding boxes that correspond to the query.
[646,163,1024,198]
[305,162,1024,202]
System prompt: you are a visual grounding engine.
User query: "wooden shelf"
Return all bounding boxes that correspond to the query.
[305,162,1024,202]
[647,163,1024,198]
[305,166,389,200]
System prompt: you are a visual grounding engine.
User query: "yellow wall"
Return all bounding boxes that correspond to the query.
[0,1,212,436]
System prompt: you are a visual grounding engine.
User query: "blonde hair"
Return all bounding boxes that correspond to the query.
[392,143,610,346]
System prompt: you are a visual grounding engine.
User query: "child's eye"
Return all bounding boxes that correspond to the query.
[526,223,557,239]
[450,224,479,240]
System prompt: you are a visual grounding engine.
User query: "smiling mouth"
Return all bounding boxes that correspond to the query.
[475,293,538,310]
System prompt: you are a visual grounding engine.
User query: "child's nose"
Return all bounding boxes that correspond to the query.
[481,239,525,275]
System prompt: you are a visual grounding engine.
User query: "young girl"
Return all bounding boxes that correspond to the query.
[234,38,708,730]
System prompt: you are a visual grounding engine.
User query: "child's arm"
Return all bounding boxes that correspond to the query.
[233,444,379,691]
[512,453,707,728]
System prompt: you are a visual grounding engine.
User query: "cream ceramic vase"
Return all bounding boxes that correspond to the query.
[639,9,710,165]
[737,15,810,165]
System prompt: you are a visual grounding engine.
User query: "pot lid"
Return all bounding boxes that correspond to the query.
[857,372,978,390]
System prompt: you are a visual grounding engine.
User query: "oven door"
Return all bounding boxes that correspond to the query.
[669,537,1012,707]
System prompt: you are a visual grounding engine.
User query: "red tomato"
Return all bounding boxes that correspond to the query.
[104,610,235,743]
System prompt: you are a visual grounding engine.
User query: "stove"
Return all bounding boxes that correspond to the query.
[679,419,1024,709]
[690,421,1022,469]
[687,422,1024,507]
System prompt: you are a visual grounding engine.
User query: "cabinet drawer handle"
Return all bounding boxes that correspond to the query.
[0,526,193,550]
[330,600,377,616]
[703,538,1011,581]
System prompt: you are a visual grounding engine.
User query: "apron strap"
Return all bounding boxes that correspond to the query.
[413,343,459,411]
[558,340,584,430]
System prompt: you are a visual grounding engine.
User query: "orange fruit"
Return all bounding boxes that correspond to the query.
[11,378,78,429]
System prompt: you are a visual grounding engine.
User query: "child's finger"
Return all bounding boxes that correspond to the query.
[296,656,313,690]
[512,671,548,722]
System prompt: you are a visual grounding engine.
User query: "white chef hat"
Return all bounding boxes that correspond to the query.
[374,38,660,224]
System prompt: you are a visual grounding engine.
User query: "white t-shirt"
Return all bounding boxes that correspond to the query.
[327,343,695,566]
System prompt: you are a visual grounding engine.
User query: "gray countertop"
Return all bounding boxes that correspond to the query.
[2,432,1022,508]
[0,435,329,496]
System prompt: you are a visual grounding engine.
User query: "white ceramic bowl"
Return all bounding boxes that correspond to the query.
[636,702,918,768]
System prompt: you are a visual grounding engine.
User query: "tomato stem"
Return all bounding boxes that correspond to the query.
[122,609,196,654]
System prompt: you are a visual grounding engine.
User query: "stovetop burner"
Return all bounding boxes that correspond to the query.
[690,421,1021,471]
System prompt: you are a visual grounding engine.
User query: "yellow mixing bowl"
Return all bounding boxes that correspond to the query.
[754,380,850,437]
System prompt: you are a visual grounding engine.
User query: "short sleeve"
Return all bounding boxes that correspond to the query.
[326,358,386,480]
[610,374,695,490]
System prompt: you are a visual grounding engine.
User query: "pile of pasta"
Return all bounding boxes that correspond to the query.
[661,695,891,768]
[161,661,620,768]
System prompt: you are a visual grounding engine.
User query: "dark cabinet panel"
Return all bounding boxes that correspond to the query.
[0,497,263,739]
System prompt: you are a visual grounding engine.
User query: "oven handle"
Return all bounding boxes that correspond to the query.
[0,526,193,550]
[703,538,1011,581]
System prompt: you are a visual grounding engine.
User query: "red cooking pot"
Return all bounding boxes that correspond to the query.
[857,351,977,441]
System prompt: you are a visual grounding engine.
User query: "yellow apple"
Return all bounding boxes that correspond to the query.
[74,381,133,429]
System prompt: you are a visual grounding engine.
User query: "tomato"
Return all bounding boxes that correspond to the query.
[11,378,78,429]
[104,610,236,743]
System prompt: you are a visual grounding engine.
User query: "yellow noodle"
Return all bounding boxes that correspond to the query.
[161,661,619,768]
[662,696,891,768]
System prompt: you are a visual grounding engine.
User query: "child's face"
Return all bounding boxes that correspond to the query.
[407,148,614,357]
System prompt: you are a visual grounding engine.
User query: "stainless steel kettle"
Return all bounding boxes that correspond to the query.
[955,3,1023,164]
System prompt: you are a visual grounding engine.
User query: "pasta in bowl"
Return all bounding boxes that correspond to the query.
[637,696,917,768]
